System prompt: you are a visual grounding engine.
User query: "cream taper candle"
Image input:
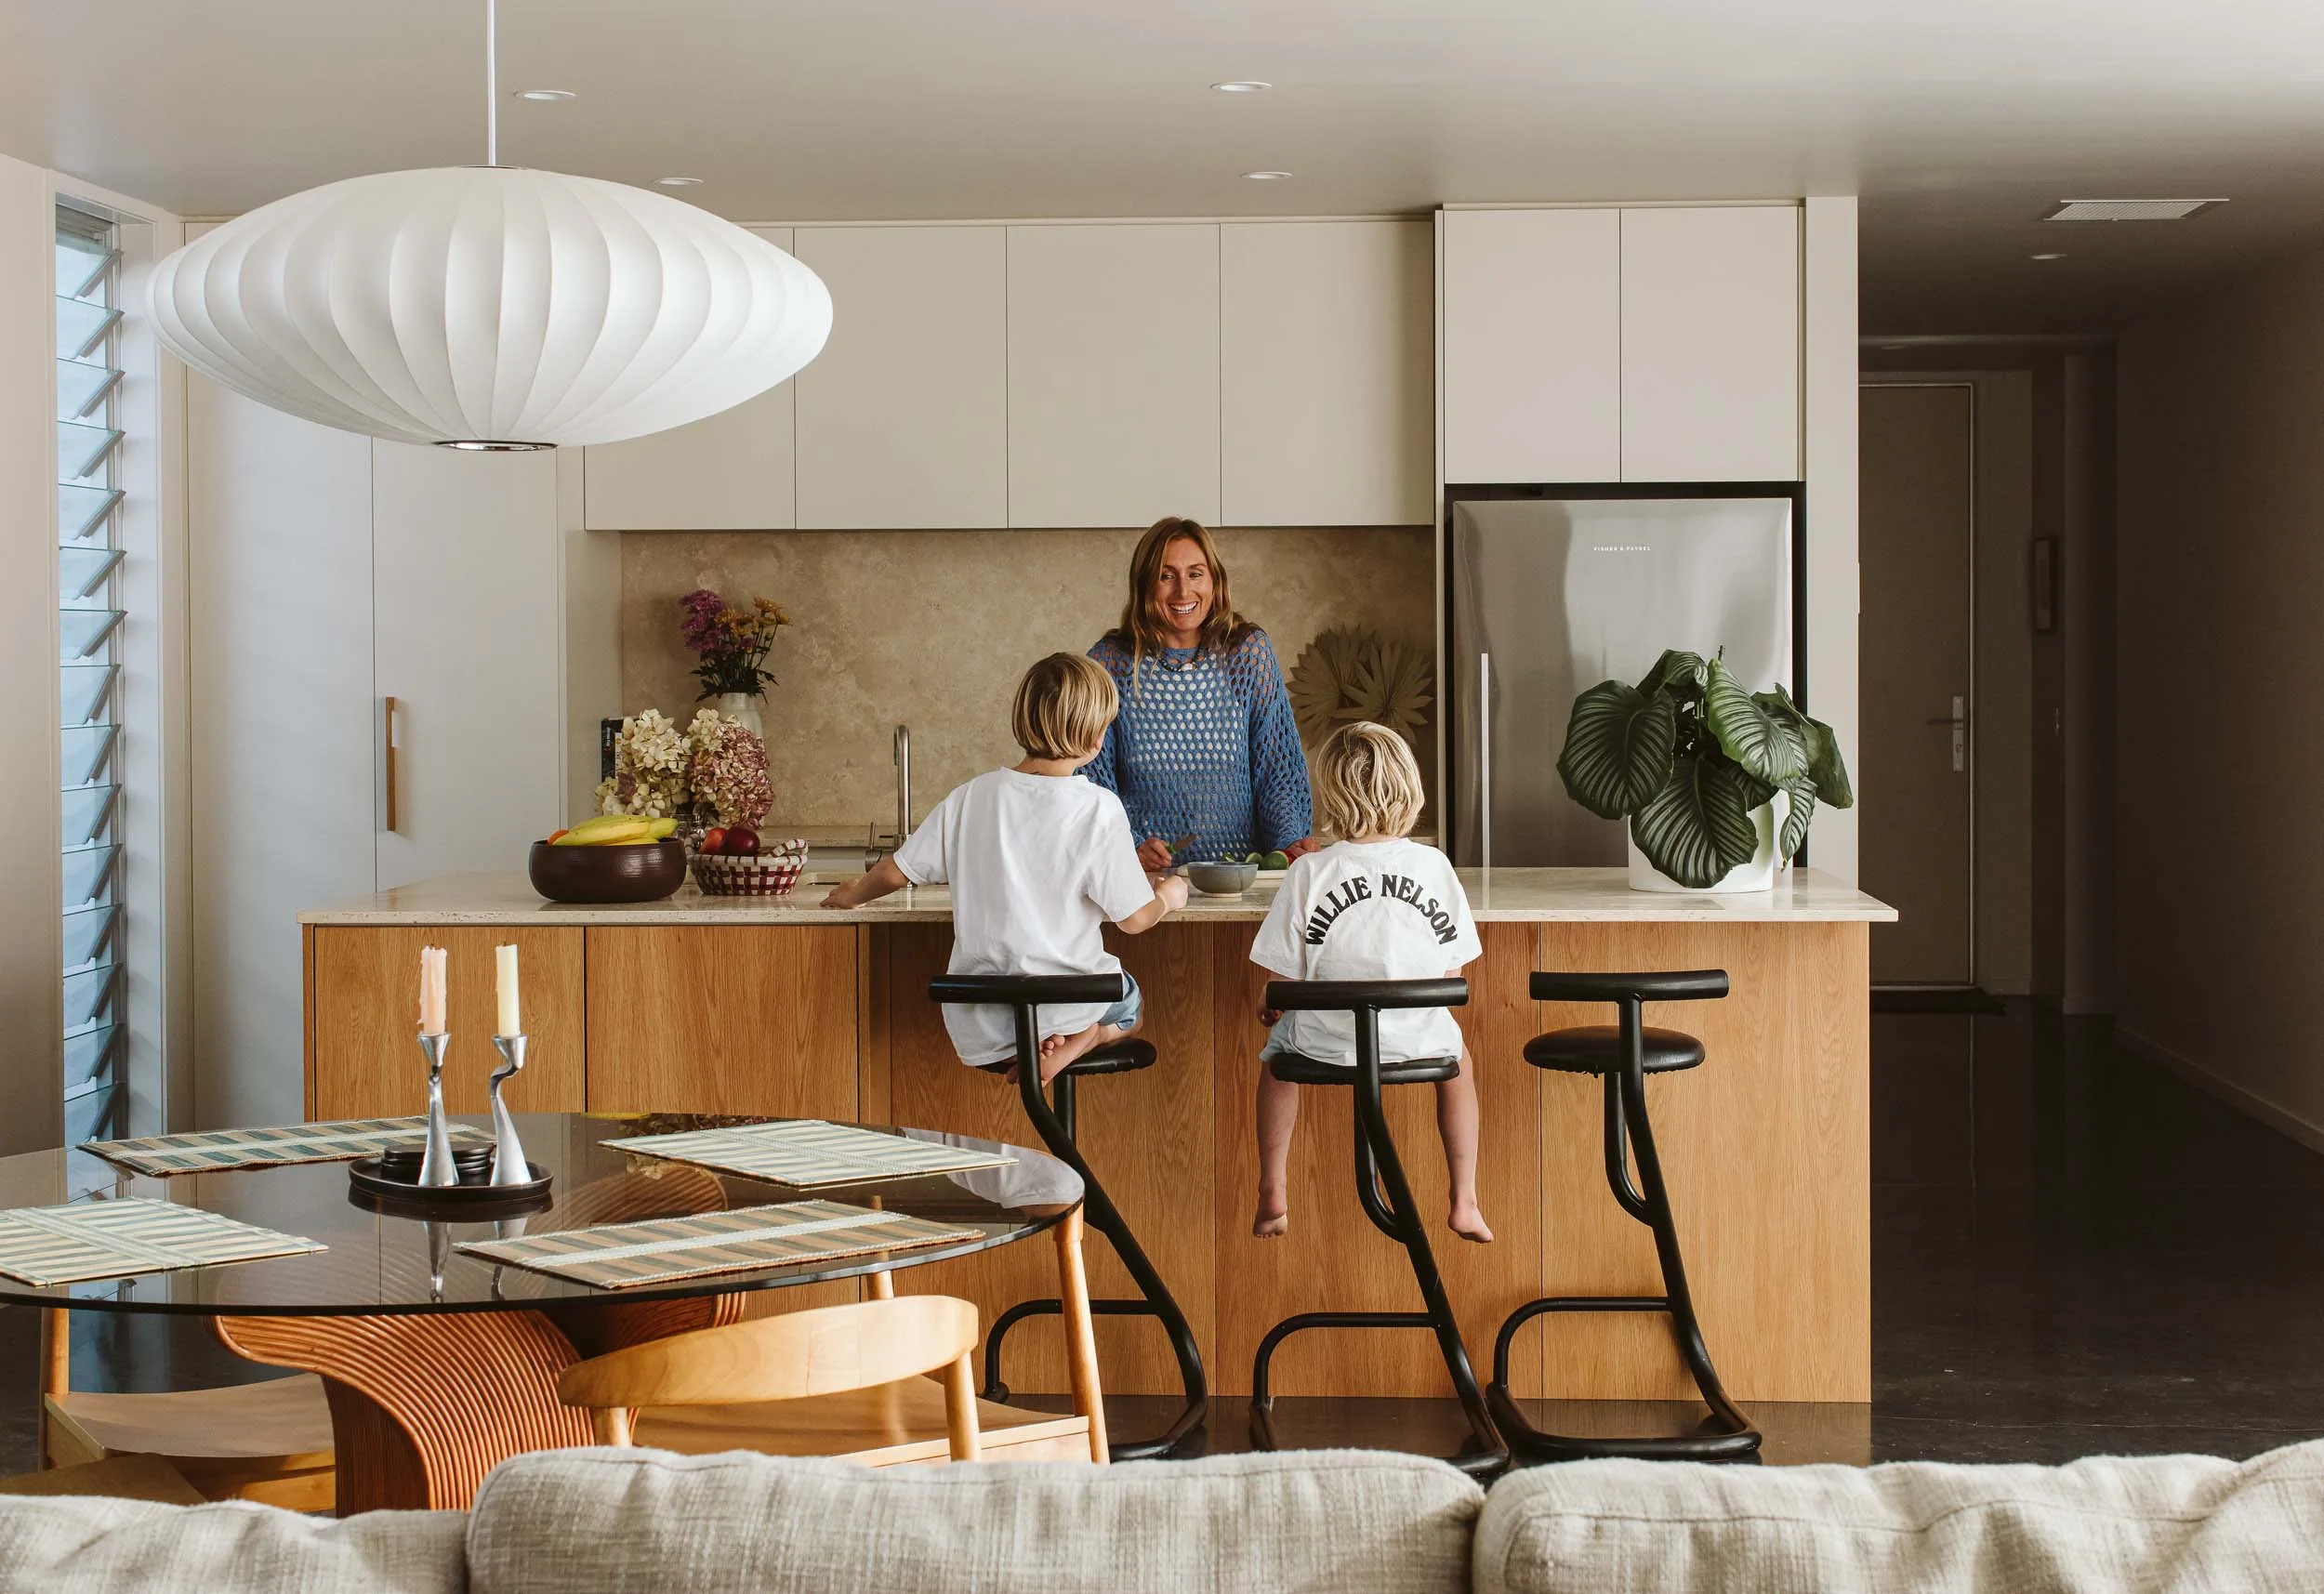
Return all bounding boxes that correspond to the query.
[495,942,521,1037]
[418,945,447,1035]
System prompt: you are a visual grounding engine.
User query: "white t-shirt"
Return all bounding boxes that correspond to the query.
[894,769,1157,1067]
[1249,837,1483,1066]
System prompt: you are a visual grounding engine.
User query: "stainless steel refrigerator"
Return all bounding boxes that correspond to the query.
[1446,486,1803,867]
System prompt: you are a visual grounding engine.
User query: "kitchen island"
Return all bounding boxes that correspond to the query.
[302,867,1893,1406]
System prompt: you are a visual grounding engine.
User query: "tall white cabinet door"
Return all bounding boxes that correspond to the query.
[794,226,1008,529]
[1221,220,1433,526]
[1619,206,1801,482]
[1442,208,1620,484]
[1007,224,1221,528]
[187,383,376,1127]
[580,227,798,530]
[372,444,565,890]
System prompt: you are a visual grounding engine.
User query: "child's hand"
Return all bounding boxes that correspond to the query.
[1258,1007,1282,1027]
[1158,875,1190,910]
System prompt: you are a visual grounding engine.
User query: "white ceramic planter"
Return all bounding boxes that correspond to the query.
[714,692,765,737]
[1626,791,1787,893]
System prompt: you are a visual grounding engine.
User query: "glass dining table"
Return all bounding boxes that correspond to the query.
[2,1113,1097,1511]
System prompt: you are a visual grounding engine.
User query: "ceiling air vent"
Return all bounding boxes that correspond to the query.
[2044,199,2226,222]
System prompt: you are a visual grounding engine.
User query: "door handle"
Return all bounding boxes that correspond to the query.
[382,696,401,833]
[1477,653,1492,870]
[1923,695,1966,773]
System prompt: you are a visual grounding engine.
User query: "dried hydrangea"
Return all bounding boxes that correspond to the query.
[596,708,689,818]
[685,707,773,828]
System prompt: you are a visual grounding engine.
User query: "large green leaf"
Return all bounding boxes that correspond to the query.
[1632,755,1765,889]
[1778,775,1816,859]
[1704,660,1805,784]
[1556,681,1676,820]
[1636,649,1707,699]
[1752,685,1855,811]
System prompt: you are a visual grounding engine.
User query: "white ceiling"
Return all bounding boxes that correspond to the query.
[8,0,2324,333]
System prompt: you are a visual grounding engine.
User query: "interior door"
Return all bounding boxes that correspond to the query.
[1860,384,1974,983]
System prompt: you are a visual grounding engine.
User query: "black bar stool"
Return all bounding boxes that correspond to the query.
[1487,968,1762,1462]
[930,972,1207,1459]
[1248,978,1506,1477]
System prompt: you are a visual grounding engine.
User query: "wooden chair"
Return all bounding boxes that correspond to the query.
[0,1454,205,1505]
[558,1295,987,1463]
[39,1310,336,1510]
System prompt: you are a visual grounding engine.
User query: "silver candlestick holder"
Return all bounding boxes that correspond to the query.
[415,1031,458,1187]
[487,1034,532,1186]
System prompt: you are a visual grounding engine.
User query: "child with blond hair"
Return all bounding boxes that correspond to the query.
[1248,720,1490,1243]
[824,652,1187,1083]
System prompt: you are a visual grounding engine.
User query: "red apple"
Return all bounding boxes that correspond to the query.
[702,827,726,854]
[724,826,759,857]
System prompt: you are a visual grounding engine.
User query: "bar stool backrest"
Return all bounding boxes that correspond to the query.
[1263,978,1469,1012]
[931,972,1130,1009]
[1529,969,1728,1006]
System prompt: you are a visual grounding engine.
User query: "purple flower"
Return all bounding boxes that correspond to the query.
[678,588,725,652]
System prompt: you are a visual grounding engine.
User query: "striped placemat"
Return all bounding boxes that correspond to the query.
[601,1120,1015,1190]
[456,1199,980,1289]
[0,1199,325,1286]
[82,1118,495,1178]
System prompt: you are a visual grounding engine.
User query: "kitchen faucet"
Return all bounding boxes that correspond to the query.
[892,723,912,846]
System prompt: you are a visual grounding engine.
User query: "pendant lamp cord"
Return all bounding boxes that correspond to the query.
[484,0,499,166]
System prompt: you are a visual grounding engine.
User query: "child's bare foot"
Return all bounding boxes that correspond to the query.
[1253,1190,1289,1238]
[1448,1200,1494,1244]
[1034,1021,1119,1086]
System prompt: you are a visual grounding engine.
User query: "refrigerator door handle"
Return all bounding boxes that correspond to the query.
[1477,652,1491,871]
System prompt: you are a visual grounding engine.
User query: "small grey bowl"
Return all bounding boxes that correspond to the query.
[1185,860,1259,896]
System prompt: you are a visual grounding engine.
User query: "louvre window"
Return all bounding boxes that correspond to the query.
[57,206,125,1146]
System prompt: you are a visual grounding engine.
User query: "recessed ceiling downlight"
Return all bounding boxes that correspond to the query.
[2031,252,2067,261]
[655,176,705,187]
[1212,81,1273,93]
[516,88,575,101]
[1244,170,1293,181]
[2044,198,2226,222]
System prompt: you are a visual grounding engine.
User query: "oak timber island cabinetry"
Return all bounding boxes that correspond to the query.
[303,869,1891,1407]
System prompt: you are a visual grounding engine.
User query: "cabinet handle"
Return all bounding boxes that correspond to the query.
[1477,653,1492,871]
[383,696,400,834]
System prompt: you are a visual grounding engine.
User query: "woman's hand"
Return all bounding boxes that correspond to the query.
[1137,836,1176,872]
[1282,836,1321,861]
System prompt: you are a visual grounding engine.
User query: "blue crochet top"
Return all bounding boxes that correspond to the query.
[1085,627,1314,860]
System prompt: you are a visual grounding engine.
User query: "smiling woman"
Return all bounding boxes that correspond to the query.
[1084,518,1315,867]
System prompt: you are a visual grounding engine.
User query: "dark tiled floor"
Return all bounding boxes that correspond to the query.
[7,1005,2322,1474]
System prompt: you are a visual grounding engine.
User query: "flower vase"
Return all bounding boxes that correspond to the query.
[715,692,764,738]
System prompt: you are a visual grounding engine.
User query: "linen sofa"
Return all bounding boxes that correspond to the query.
[1,1440,2319,1593]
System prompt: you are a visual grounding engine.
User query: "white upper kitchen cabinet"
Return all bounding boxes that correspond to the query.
[793,226,1008,529]
[371,443,566,890]
[1007,223,1221,528]
[1618,206,1801,482]
[581,227,797,530]
[1442,208,1621,484]
[1221,220,1433,526]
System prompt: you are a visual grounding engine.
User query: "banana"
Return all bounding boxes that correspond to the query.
[553,816,655,847]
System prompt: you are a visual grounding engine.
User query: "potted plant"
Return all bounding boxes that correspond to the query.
[1555,650,1853,892]
[679,588,788,735]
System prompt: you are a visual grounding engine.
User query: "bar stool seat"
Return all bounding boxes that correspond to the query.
[1249,979,1504,1478]
[1264,1051,1458,1087]
[976,1037,1156,1079]
[1488,968,1760,1464]
[933,974,1206,1460]
[1523,1027,1705,1074]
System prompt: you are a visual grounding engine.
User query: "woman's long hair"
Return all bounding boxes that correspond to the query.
[1110,517,1252,679]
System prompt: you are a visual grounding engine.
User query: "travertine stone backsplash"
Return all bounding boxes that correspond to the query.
[619,526,1434,830]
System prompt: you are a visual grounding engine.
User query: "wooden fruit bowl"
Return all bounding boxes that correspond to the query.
[690,840,809,898]
[527,838,687,903]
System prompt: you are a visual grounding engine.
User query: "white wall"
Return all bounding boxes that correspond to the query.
[1803,196,1861,884]
[2116,240,2324,1148]
[0,154,63,1154]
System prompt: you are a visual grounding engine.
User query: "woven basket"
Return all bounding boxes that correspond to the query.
[690,839,809,898]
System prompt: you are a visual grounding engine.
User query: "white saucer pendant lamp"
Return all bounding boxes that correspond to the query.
[149,168,830,449]
[144,0,829,450]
